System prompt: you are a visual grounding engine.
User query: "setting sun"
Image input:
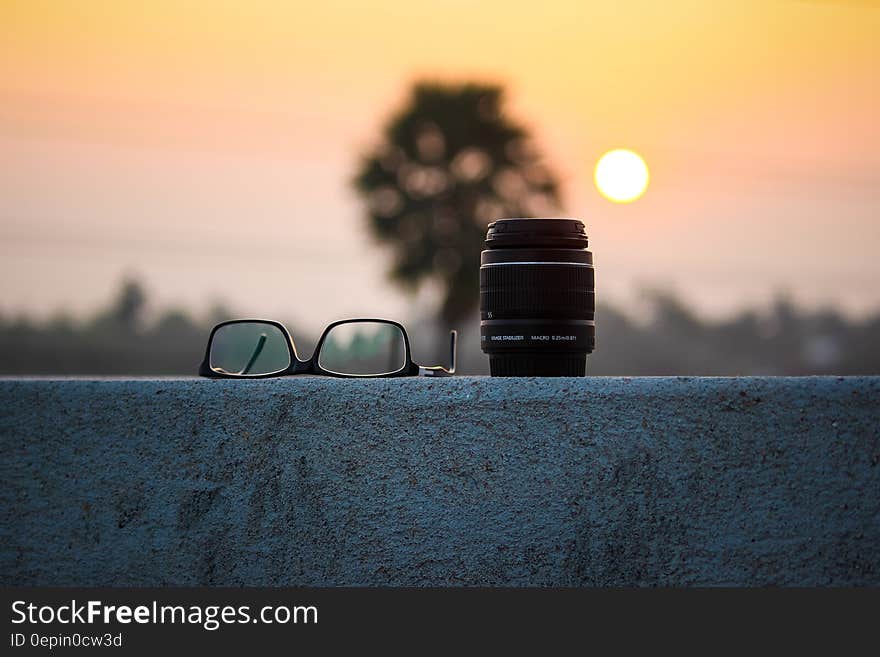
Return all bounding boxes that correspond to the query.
[594,149,650,203]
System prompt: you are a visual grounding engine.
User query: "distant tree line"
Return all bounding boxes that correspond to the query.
[587,290,880,376]
[1,279,877,375]
[0,279,233,375]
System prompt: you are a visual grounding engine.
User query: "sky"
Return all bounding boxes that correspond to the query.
[1,0,878,333]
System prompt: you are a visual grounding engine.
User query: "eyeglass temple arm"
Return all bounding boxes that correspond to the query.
[418,330,457,377]
[239,334,267,375]
[448,329,456,374]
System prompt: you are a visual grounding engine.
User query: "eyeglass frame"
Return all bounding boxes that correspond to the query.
[198,317,456,379]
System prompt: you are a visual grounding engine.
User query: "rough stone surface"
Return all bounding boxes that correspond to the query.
[1,377,878,586]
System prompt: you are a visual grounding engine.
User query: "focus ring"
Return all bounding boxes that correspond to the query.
[480,263,595,320]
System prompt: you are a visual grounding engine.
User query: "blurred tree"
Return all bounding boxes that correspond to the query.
[113,278,147,332]
[353,82,563,342]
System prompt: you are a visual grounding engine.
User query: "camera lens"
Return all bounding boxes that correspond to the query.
[480,218,595,376]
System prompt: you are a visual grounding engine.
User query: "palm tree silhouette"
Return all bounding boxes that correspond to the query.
[354,82,563,345]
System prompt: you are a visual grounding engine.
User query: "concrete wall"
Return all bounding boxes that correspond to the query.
[1,377,878,586]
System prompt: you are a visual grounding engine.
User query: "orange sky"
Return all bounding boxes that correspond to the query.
[1,0,878,331]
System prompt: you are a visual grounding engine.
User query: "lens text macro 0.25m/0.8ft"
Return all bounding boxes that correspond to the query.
[480,218,595,376]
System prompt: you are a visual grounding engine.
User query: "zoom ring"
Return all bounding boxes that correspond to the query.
[480,264,595,320]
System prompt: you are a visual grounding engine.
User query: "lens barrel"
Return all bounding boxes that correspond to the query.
[480,218,595,376]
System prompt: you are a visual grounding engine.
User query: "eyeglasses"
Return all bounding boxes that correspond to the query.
[198,318,456,378]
